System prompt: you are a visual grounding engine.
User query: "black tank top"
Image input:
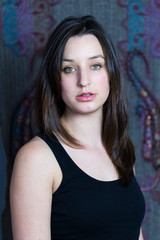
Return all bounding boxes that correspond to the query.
[38,132,145,240]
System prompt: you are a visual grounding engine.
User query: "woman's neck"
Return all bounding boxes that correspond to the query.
[61,110,103,148]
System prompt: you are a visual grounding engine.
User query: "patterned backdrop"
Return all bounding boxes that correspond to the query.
[0,0,160,239]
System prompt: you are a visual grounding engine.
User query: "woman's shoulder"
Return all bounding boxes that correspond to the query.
[15,136,53,164]
[13,136,60,189]
[10,137,62,239]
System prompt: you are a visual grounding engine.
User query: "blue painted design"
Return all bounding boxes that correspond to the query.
[128,0,145,51]
[117,2,160,238]
[1,0,61,56]
[2,0,18,53]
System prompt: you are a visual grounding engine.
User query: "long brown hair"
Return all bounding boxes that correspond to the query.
[34,15,135,184]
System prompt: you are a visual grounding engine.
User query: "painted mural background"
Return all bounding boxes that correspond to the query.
[0,0,160,239]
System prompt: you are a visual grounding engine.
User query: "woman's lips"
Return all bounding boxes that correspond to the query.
[76,92,96,102]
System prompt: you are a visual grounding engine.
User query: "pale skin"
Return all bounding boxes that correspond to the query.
[10,34,144,240]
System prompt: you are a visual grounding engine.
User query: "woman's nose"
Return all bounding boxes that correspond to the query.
[77,69,90,87]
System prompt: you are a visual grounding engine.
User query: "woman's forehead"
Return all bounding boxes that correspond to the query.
[62,34,104,60]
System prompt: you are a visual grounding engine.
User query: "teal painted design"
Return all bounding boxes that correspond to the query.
[9,0,61,158]
[2,0,19,53]
[1,0,61,56]
[117,1,160,239]
[128,0,145,51]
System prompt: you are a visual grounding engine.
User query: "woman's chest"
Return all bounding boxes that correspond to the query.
[61,145,118,181]
[51,176,145,239]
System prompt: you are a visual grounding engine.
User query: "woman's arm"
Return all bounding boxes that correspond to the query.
[139,228,144,240]
[10,138,57,240]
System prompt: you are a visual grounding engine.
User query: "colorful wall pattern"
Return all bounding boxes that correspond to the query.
[117,1,160,238]
[0,0,160,239]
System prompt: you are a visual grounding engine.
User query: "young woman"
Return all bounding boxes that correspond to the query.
[10,16,145,240]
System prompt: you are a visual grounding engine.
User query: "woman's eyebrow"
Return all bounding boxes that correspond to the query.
[88,55,104,60]
[62,55,104,62]
[62,58,74,62]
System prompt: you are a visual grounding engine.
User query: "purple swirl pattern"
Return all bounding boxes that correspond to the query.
[117,1,160,238]
[126,50,160,172]
[9,0,61,159]
[1,0,61,56]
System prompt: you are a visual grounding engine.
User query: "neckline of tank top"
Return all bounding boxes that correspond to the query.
[48,133,121,184]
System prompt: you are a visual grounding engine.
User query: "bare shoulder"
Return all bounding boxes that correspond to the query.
[15,136,54,163]
[11,136,62,193]
[10,136,61,239]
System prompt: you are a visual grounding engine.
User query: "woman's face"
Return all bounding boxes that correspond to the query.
[61,34,110,117]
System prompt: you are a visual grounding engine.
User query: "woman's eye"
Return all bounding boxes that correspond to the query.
[63,66,75,73]
[91,64,101,70]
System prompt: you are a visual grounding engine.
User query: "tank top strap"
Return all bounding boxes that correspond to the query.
[36,132,80,180]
